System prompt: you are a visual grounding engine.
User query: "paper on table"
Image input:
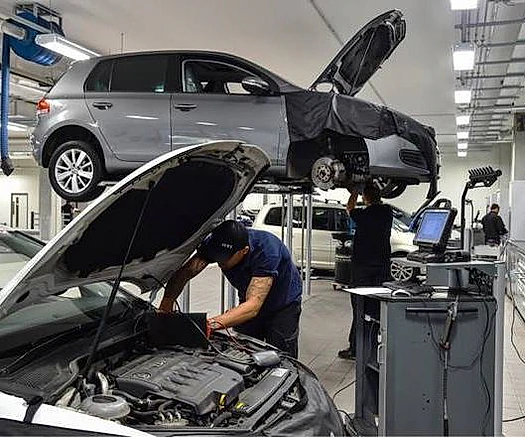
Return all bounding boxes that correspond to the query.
[341,287,391,295]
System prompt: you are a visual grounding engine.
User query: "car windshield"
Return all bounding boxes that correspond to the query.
[0,229,43,290]
[0,280,136,358]
[0,229,141,358]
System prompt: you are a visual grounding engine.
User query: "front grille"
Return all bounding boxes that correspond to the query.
[399,150,427,169]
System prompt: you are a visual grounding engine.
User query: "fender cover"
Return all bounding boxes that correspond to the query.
[284,91,438,198]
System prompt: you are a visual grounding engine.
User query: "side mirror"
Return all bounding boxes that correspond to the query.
[241,76,270,95]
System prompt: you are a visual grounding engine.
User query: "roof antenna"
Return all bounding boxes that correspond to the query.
[74,182,155,393]
[120,32,125,54]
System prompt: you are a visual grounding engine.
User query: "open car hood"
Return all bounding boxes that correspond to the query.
[310,9,405,96]
[0,141,269,315]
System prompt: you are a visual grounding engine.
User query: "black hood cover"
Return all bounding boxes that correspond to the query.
[311,10,406,96]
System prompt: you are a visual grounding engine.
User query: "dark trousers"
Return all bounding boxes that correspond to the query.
[348,262,391,352]
[235,301,301,358]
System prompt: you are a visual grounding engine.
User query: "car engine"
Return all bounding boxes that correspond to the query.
[112,352,244,415]
[55,343,302,430]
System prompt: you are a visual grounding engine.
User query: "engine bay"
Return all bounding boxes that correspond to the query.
[48,313,304,432]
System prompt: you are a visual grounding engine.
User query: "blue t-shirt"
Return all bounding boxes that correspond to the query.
[222,229,302,316]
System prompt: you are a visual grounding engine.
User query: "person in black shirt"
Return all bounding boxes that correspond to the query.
[338,182,393,360]
[481,203,508,246]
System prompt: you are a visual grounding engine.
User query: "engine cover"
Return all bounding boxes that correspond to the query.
[112,352,244,415]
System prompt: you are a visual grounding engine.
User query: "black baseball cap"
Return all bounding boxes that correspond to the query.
[197,220,249,263]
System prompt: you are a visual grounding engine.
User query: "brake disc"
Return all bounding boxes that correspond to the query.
[311,156,346,190]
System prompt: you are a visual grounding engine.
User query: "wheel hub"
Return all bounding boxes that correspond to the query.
[311,157,346,190]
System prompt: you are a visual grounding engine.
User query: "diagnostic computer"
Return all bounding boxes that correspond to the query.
[407,208,469,263]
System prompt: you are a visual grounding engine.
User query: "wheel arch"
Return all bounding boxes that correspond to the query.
[42,125,105,173]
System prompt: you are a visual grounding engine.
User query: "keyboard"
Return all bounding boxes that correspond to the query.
[407,250,445,263]
[383,280,435,296]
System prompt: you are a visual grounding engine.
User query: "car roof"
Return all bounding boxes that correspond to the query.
[91,50,298,90]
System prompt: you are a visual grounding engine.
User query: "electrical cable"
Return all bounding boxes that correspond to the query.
[423,295,495,436]
[145,274,254,365]
[332,379,356,402]
[332,318,376,403]
[508,274,525,365]
[503,414,525,423]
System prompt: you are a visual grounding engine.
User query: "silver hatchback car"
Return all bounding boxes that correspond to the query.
[32,10,439,202]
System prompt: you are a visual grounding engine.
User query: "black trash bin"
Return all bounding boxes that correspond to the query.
[332,232,353,286]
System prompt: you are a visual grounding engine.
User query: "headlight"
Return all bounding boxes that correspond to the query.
[334,240,343,249]
[344,240,353,248]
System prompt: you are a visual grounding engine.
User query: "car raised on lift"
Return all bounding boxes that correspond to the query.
[32,10,438,203]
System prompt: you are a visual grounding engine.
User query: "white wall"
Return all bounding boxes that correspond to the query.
[0,166,40,228]
[390,149,502,220]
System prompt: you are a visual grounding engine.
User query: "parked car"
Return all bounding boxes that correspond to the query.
[252,201,419,280]
[0,141,344,436]
[0,227,43,289]
[32,10,438,202]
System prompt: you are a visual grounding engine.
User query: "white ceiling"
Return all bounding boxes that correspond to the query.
[2,0,517,150]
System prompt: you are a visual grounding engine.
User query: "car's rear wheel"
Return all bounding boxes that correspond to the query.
[49,140,105,202]
[390,257,419,282]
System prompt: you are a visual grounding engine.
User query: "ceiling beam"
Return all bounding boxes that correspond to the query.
[478,40,525,48]
[454,18,525,29]
[476,58,525,65]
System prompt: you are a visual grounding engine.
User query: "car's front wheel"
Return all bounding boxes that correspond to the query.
[48,140,106,202]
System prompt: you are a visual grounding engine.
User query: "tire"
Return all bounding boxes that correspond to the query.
[48,140,106,202]
[390,257,419,282]
[373,177,408,199]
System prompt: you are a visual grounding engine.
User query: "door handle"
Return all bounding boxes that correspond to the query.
[92,102,113,109]
[173,103,197,112]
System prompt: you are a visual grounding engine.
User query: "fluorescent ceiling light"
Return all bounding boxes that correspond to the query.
[457,142,469,150]
[455,89,472,104]
[453,43,475,71]
[457,150,468,157]
[456,114,470,126]
[457,131,469,140]
[450,0,478,10]
[35,33,100,61]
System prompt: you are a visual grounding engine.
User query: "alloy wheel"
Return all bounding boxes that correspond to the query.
[390,259,415,282]
[54,148,95,194]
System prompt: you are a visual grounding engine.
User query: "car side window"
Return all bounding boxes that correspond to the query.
[84,60,112,92]
[111,55,168,93]
[182,60,256,95]
[264,207,282,226]
[312,208,332,231]
[334,209,349,231]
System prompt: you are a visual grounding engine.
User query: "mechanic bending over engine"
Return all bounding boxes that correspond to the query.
[160,220,303,358]
[338,181,393,360]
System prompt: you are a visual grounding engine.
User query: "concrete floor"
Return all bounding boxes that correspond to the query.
[183,265,525,436]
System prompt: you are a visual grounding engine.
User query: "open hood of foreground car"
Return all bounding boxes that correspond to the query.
[310,9,405,96]
[0,141,269,315]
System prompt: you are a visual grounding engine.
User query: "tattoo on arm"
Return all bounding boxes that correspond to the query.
[246,276,273,311]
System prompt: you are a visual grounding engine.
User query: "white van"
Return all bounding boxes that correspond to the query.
[253,201,418,280]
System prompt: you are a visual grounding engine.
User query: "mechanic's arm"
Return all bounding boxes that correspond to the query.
[209,276,273,329]
[159,255,208,312]
[346,187,359,214]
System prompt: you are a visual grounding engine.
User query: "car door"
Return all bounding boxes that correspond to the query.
[170,55,284,166]
[84,54,172,163]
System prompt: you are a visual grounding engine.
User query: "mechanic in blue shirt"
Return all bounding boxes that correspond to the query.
[160,220,303,357]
